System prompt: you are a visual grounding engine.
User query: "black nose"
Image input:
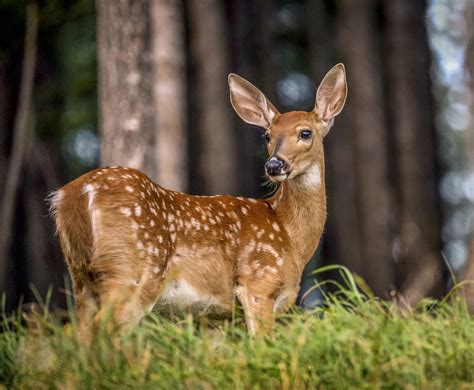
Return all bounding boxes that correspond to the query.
[265,157,286,176]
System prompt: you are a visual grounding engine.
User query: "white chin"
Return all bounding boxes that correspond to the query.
[268,174,288,183]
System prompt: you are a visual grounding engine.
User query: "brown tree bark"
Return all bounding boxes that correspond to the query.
[331,0,394,296]
[385,0,445,304]
[188,0,238,195]
[461,235,474,312]
[0,51,9,200]
[460,1,474,312]
[97,0,157,179]
[151,0,188,191]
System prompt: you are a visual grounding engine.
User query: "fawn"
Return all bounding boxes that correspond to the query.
[50,64,347,336]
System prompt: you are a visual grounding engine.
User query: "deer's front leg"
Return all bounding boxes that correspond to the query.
[236,285,275,336]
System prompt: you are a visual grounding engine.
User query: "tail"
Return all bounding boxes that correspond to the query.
[47,184,94,269]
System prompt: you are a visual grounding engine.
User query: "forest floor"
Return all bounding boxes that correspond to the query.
[1,281,473,389]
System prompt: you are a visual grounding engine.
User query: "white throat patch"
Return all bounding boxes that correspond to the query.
[301,164,321,188]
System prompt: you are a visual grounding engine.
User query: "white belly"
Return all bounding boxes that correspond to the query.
[154,278,229,317]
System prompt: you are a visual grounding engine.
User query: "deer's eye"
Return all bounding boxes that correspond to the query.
[299,129,312,140]
[263,132,271,143]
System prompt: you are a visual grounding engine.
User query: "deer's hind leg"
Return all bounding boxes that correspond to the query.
[68,268,99,340]
[89,245,167,332]
[235,285,276,336]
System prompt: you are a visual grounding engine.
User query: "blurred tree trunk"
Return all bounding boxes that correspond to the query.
[0,52,9,198]
[230,0,278,198]
[461,235,474,312]
[385,0,445,304]
[188,0,238,195]
[460,2,474,312]
[151,0,187,191]
[0,2,38,295]
[332,0,394,296]
[466,1,474,172]
[97,0,156,179]
[23,143,67,309]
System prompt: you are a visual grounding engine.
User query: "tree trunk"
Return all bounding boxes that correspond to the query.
[188,0,238,195]
[385,0,445,304]
[332,0,394,296]
[97,0,156,179]
[461,235,474,312]
[151,0,187,191]
[0,51,9,200]
[0,2,38,294]
[460,1,474,312]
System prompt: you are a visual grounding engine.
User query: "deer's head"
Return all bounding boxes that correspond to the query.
[229,64,347,183]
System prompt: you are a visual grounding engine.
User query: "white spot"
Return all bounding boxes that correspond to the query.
[259,243,280,259]
[191,219,201,230]
[135,205,142,217]
[269,233,275,240]
[120,207,132,217]
[272,223,280,232]
[241,207,248,215]
[266,266,277,274]
[153,266,160,274]
[146,243,154,255]
[276,258,284,266]
[125,186,134,193]
[83,184,100,246]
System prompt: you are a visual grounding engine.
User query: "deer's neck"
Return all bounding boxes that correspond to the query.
[270,161,326,271]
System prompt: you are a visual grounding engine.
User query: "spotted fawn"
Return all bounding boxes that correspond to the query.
[50,64,348,336]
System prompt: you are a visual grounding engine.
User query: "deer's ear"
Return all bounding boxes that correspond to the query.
[228,73,279,128]
[314,63,347,123]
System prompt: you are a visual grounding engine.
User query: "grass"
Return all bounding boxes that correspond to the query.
[1,274,473,389]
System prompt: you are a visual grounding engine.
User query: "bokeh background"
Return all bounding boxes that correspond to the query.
[0,0,473,312]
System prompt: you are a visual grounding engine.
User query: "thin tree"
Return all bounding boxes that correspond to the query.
[332,0,394,296]
[385,0,445,304]
[188,0,238,195]
[97,0,156,178]
[0,2,38,293]
[151,0,188,191]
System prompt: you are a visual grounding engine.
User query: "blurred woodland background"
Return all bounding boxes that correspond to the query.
[0,0,473,313]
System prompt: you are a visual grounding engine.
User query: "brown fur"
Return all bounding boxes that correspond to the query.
[51,64,347,336]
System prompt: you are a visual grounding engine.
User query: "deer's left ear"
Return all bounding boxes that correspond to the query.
[314,63,347,125]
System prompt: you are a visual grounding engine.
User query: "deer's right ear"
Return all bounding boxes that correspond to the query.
[228,74,279,128]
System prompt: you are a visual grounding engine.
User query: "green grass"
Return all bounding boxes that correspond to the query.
[1,282,473,389]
